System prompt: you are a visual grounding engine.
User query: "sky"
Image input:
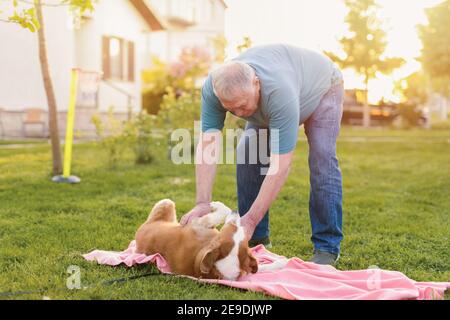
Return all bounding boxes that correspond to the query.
[223,0,444,103]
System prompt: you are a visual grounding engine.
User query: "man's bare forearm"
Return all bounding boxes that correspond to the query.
[195,132,220,205]
[195,160,217,205]
[244,152,293,232]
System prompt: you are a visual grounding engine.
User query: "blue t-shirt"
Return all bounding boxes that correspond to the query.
[201,44,335,154]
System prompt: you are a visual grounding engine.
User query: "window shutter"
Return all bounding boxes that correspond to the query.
[102,36,111,79]
[118,38,124,80]
[128,41,135,82]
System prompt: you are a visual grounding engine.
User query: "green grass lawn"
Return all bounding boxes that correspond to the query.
[0,126,449,300]
[0,139,47,146]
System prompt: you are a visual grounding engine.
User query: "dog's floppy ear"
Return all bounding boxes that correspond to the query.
[238,247,258,275]
[200,247,220,274]
[248,249,258,274]
[195,238,221,276]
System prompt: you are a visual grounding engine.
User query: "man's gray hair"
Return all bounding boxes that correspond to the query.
[211,61,255,101]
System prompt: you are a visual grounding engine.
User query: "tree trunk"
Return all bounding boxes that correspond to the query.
[35,1,63,175]
[363,71,371,128]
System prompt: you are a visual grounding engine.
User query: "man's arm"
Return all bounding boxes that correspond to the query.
[195,131,221,205]
[240,88,299,238]
[180,131,222,225]
[240,151,294,239]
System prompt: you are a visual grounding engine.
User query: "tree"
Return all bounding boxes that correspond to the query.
[2,0,96,175]
[394,72,428,106]
[35,1,64,175]
[418,1,450,83]
[418,0,450,99]
[325,0,404,127]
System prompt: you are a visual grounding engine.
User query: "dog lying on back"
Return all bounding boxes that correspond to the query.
[135,199,258,280]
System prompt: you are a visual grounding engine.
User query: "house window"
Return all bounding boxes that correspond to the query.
[102,36,135,82]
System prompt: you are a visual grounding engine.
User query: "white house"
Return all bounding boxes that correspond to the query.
[146,0,227,63]
[0,0,227,139]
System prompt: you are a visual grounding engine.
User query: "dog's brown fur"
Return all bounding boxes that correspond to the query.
[135,199,258,279]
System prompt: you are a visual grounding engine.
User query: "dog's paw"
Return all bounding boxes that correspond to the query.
[156,199,175,208]
[210,201,232,215]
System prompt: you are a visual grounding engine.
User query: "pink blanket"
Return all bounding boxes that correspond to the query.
[83,240,449,300]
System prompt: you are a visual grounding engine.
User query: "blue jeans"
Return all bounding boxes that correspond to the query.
[236,83,344,255]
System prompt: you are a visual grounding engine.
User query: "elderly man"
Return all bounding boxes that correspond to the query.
[180,44,344,265]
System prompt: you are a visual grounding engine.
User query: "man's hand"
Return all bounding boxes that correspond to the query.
[180,203,212,226]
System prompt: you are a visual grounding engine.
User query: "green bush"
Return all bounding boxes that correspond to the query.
[142,47,212,116]
[91,110,161,166]
[158,87,201,129]
[156,87,201,159]
[130,112,158,164]
[91,108,133,168]
[142,90,166,115]
[141,57,171,115]
[396,103,425,128]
